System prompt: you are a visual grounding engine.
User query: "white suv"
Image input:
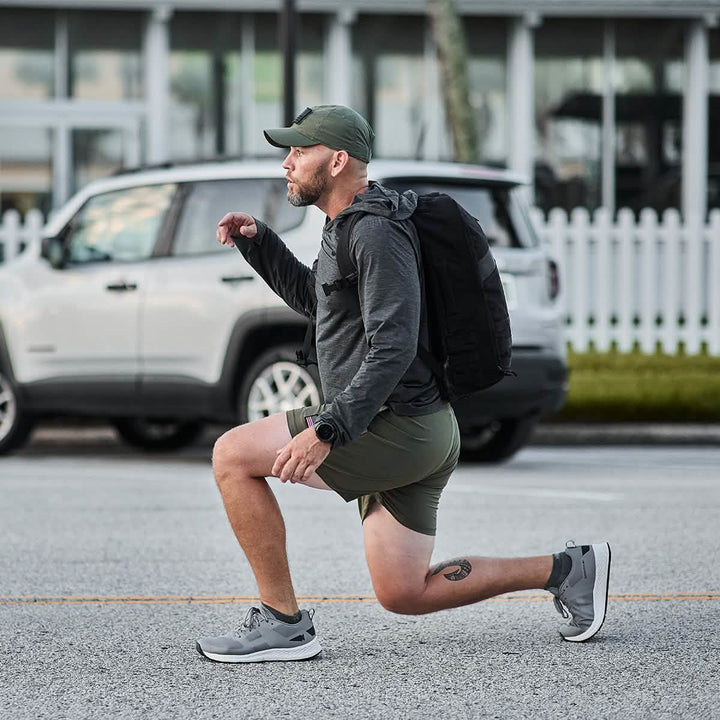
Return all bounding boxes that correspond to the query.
[0,160,567,461]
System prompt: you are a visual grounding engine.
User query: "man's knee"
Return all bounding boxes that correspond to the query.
[212,428,248,482]
[373,581,426,615]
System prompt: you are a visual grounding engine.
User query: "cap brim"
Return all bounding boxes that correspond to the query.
[263,127,316,149]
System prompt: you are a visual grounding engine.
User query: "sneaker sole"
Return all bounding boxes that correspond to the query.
[562,542,611,643]
[196,637,322,663]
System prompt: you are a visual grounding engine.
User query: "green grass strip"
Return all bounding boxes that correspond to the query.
[553,349,720,422]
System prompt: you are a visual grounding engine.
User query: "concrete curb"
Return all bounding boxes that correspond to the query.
[532,423,720,446]
[21,421,720,452]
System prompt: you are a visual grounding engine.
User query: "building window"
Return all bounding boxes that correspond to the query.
[353,15,506,164]
[353,15,431,160]
[614,19,685,214]
[0,9,55,100]
[534,19,604,214]
[169,11,324,161]
[466,17,507,167]
[0,127,53,216]
[68,11,144,100]
[708,26,720,212]
[72,130,126,194]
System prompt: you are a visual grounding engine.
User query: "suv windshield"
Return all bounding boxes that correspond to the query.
[379,179,538,248]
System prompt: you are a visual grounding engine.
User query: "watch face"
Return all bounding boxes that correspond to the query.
[316,422,335,442]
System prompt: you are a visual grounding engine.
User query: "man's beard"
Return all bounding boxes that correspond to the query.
[287,165,329,207]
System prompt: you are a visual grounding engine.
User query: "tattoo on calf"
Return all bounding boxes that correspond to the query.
[432,558,472,581]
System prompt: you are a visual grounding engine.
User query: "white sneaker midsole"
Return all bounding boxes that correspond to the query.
[201,636,322,663]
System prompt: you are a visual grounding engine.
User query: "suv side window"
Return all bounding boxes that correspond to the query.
[172,178,305,256]
[65,184,176,264]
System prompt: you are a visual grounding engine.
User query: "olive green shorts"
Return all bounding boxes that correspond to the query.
[286,403,460,536]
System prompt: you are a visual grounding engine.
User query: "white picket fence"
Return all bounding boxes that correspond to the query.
[530,207,720,356]
[1,207,719,355]
[0,209,44,264]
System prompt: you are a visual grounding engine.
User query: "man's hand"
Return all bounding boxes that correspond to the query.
[272,428,332,484]
[217,212,257,248]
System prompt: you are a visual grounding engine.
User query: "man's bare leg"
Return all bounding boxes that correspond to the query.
[212,413,331,616]
[362,503,552,615]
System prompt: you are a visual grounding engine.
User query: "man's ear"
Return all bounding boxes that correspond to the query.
[330,150,350,177]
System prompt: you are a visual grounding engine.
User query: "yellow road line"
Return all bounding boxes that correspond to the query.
[1,593,718,606]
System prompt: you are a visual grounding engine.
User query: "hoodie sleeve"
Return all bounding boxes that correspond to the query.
[231,220,316,318]
[315,215,421,445]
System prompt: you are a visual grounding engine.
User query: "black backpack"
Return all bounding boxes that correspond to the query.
[303,192,514,401]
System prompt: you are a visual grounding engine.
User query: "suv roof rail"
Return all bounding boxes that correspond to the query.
[112,154,283,176]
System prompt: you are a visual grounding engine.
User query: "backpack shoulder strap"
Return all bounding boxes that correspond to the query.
[321,212,364,296]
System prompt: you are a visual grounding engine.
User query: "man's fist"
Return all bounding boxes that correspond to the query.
[217,212,257,247]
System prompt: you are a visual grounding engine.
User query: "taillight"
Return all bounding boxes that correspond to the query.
[547,259,560,300]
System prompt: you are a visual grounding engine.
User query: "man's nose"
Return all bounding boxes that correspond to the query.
[282,151,293,170]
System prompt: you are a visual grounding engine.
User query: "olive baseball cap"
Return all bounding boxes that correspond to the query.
[264,105,374,163]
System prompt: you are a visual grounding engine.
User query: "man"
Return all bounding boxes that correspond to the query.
[196,105,611,663]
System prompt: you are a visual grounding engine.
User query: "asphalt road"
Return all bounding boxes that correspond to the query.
[1,443,719,720]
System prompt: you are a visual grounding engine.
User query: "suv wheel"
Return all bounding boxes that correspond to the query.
[239,345,322,423]
[459,416,537,463]
[0,370,34,454]
[113,418,205,451]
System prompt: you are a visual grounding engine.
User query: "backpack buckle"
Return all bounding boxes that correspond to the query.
[321,272,358,296]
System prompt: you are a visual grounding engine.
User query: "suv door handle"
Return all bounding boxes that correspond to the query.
[221,275,254,284]
[106,281,138,292]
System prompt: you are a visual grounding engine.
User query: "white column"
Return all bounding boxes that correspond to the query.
[325,8,355,107]
[682,20,709,354]
[601,20,616,215]
[53,125,71,209]
[53,13,71,208]
[682,20,709,223]
[144,6,172,164]
[507,13,537,204]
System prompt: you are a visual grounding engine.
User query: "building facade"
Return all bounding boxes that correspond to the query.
[1,0,719,220]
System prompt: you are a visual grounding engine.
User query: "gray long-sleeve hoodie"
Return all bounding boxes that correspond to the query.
[233,182,444,446]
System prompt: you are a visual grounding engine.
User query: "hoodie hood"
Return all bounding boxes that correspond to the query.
[331,181,417,226]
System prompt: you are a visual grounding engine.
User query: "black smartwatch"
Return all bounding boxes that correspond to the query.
[314,421,337,445]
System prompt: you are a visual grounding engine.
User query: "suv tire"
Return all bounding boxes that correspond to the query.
[0,370,35,454]
[459,416,537,463]
[238,345,322,424]
[113,417,205,451]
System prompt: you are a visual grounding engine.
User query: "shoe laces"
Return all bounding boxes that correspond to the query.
[235,606,267,635]
[235,606,313,635]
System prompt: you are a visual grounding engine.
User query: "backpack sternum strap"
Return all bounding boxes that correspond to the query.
[321,272,358,296]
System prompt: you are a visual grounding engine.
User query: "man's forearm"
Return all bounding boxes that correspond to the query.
[233,221,316,318]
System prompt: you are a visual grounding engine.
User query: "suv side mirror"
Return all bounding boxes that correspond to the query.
[41,235,69,270]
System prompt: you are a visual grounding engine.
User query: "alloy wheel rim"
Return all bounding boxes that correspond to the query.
[0,373,17,441]
[247,361,320,420]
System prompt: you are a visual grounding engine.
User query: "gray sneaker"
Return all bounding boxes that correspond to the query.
[548,541,611,643]
[196,605,322,663]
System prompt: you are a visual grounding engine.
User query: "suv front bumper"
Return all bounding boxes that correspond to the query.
[451,349,567,429]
